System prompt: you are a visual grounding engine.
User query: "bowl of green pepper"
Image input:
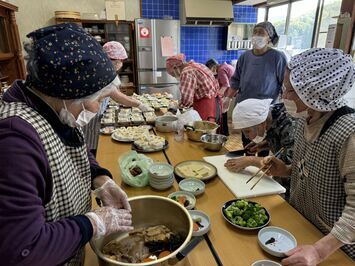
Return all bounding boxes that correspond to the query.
[221,199,270,230]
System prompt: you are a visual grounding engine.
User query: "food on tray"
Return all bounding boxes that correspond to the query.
[131,107,142,113]
[131,113,144,123]
[223,200,268,228]
[134,135,165,151]
[112,126,150,141]
[102,225,183,263]
[132,93,175,109]
[143,111,156,122]
[178,165,210,179]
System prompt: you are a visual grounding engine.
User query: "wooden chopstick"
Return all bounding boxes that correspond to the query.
[245,147,285,184]
[250,165,272,190]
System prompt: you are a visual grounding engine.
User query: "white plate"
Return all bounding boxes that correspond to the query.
[251,260,281,266]
[168,191,196,210]
[179,178,205,196]
[174,160,217,181]
[258,226,297,257]
[189,210,210,236]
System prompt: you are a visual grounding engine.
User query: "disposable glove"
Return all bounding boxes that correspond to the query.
[137,102,151,112]
[94,179,131,211]
[86,207,133,239]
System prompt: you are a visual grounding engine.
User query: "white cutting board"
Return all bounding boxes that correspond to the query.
[203,155,285,199]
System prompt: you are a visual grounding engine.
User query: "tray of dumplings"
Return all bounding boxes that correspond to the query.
[132,134,168,153]
[111,125,152,142]
[132,93,178,110]
[116,107,157,126]
[100,107,117,125]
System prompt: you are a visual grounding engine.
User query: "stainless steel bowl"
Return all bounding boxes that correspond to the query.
[90,195,193,266]
[200,134,228,151]
[185,121,219,142]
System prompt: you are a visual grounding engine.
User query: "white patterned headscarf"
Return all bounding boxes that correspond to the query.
[288,48,355,111]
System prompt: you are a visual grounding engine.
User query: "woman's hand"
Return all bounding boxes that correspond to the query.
[261,156,291,177]
[94,178,131,211]
[282,245,322,266]
[86,207,133,239]
[225,157,261,172]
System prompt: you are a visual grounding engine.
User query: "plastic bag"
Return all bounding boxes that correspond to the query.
[118,151,153,187]
[176,109,201,126]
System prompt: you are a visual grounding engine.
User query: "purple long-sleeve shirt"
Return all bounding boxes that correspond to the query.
[0,80,112,265]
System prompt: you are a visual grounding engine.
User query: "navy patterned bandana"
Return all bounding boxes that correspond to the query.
[26,23,116,99]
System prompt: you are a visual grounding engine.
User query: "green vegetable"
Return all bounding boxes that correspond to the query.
[223,200,268,228]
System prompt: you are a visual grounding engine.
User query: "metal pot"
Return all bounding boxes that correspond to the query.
[200,133,228,151]
[185,121,219,142]
[90,195,201,266]
[155,116,178,133]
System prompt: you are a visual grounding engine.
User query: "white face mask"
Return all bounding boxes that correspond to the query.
[76,104,97,127]
[59,101,97,127]
[252,131,266,144]
[252,36,268,49]
[283,99,308,119]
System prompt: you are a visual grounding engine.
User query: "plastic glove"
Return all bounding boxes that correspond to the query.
[222,97,232,113]
[86,207,133,239]
[94,179,131,211]
[137,102,151,112]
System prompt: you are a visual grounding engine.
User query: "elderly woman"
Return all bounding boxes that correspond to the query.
[166,54,221,123]
[0,24,133,265]
[205,58,235,135]
[224,98,295,199]
[225,21,287,153]
[225,98,294,169]
[102,41,149,111]
[83,41,149,154]
[263,48,355,265]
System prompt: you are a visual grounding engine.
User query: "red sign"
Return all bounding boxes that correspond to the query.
[139,27,150,38]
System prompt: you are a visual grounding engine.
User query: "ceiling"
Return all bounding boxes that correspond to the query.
[233,0,266,6]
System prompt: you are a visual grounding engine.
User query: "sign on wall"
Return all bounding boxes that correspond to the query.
[105,0,126,20]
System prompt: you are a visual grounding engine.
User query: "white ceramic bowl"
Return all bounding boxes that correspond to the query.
[189,210,211,237]
[258,226,297,257]
[251,260,282,266]
[179,178,205,196]
[168,191,196,210]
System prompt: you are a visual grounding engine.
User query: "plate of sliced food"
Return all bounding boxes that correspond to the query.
[111,126,150,142]
[132,134,168,152]
[174,160,217,181]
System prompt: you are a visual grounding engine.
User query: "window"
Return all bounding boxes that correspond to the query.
[257,8,266,23]
[316,0,342,48]
[287,0,318,54]
[268,4,288,35]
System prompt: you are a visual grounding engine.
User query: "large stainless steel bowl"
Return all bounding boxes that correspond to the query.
[90,195,193,266]
[200,134,228,151]
[185,121,219,142]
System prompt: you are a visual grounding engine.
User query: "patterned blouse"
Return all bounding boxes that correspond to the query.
[265,103,296,164]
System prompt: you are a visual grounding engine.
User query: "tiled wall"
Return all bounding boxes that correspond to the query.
[141,0,258,64]
[141,0,179,20]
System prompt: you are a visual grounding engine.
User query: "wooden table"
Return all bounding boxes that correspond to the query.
[84,135,217,266]
[156,131,354,266]
[85,132,354,266]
